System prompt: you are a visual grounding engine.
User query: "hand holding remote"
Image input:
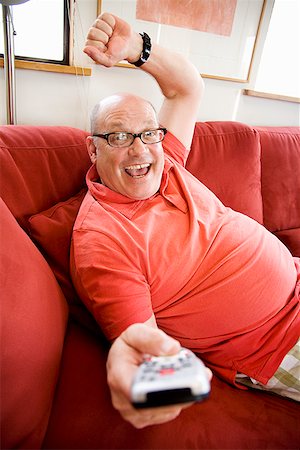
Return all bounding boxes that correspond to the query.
[106,324,211,428]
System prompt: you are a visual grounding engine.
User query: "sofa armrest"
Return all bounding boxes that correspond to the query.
[0,199,68,449]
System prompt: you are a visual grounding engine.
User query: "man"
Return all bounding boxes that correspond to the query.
[71,13,300,428]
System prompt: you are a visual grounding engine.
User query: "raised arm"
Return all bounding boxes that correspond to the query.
[84,12,204,148]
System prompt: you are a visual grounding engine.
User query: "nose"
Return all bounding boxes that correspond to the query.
[128,136,147,156]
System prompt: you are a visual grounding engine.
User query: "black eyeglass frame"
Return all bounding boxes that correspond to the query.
[92,128,167,148]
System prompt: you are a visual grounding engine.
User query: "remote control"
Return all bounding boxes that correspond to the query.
[131,348,210,408]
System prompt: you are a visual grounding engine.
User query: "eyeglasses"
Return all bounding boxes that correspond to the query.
[92,128,167,148]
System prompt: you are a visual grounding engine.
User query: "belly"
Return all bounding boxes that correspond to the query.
[152,210,297,339]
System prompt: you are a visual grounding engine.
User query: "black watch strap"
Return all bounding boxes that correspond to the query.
[132,32,152,67]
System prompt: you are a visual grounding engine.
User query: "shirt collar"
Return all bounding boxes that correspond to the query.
[86,156,186,219]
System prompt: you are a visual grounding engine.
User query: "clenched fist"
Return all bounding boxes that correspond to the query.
[84,12,142,67]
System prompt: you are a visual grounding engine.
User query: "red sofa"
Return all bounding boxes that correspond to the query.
[1,122,299,450]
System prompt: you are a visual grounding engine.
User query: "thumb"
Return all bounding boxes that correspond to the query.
[83,46,115,67]
[122,324,181,357]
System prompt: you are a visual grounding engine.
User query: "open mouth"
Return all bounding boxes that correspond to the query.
[124,163,151,178]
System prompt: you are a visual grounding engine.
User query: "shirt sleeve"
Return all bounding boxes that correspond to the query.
[71,229,154,341]
[162,131,190,167]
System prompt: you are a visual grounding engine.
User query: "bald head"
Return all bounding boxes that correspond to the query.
[90,93,158,134]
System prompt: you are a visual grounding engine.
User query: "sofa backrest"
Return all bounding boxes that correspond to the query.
[1,122,299,260]
[1,122,299,315]
[1,122,299,236]
[0,125,90,230]
[186,121,264,224]
[257,126,300,256]
[0,124,100,333]
[186,121,300,257]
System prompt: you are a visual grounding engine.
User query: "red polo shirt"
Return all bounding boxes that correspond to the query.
[71,132,300,386]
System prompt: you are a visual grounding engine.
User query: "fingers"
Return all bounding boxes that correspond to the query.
[87,12,115,42]
[84,12,136,66]
[83,45,107,64]
[86,20,112,47]
[107,324,183,402]
[106,325,184,428]
[122,324,181,357]
[206,367,213,380]
[84,13,115,65]
[113,400,183,429]
[126,406,182,429]
[97,12,115,30]
[106,324,211,429]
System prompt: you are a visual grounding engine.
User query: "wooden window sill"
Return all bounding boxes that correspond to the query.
[0,58,91,76]
[243,89,300,104]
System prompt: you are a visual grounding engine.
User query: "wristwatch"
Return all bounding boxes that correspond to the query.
[132,32,152,67]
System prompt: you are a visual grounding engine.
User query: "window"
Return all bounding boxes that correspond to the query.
[0,0,70,65]
[254,0,300,99]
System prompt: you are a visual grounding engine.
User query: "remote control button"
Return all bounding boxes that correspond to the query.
[159,368,175,376]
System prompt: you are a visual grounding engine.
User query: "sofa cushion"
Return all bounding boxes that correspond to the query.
[43,321,300,450]
[28,190,100,333]
[28,189,86,302]
[257,126,300,232]
[0,125,90,230]
[0,199,68,449]
[274,229,300,258]
[186,121,263,224]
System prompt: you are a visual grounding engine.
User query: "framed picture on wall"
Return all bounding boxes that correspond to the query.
[97,0,266,82]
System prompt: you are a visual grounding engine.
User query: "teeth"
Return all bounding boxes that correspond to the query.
[125,163,150,170]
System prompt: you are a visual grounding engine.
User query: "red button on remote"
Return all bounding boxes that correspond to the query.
[159,368,175,375]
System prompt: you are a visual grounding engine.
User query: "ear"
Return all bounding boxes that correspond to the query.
[86,136,98,164]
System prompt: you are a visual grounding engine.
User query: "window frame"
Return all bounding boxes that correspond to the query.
[244,0,300,104]
[15,0,70,66]
[1,0,70,66]
[0,0,91,76]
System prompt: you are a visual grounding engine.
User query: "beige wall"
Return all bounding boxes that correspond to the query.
[0,0,299,129]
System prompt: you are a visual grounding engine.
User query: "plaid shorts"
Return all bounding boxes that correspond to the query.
[236,339,300,402]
